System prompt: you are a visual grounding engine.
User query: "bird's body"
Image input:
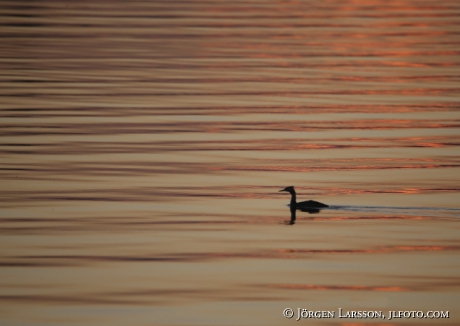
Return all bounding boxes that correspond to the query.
[279,186,328,214]
[296,200,329,209]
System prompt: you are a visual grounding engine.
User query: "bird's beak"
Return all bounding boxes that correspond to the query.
[279,189,286,192]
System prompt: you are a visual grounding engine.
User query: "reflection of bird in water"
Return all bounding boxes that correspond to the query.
[279,186,329,216]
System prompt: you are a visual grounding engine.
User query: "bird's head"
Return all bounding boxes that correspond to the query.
[279,186,295,193]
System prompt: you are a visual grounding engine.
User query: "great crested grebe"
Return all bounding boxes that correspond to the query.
[279,186,328,214]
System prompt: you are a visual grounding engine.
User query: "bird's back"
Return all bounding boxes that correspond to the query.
[296,200,329,208]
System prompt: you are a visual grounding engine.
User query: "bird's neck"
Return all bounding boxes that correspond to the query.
[289,192,296,205]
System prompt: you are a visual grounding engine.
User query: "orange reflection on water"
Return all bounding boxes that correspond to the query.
[1,119,459,139]
[4,245,459,268]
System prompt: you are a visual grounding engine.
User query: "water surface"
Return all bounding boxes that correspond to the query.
[1,1,460,325]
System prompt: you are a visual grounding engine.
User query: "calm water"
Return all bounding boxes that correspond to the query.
[1,1,460,325]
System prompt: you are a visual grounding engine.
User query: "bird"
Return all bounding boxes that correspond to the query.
[279,186,328,214]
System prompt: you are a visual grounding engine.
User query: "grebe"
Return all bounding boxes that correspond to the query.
[279,186,328,213]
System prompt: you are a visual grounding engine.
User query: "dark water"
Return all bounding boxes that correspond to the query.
[1,1,460,325]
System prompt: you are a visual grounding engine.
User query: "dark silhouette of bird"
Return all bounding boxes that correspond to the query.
[279,186,328,214]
